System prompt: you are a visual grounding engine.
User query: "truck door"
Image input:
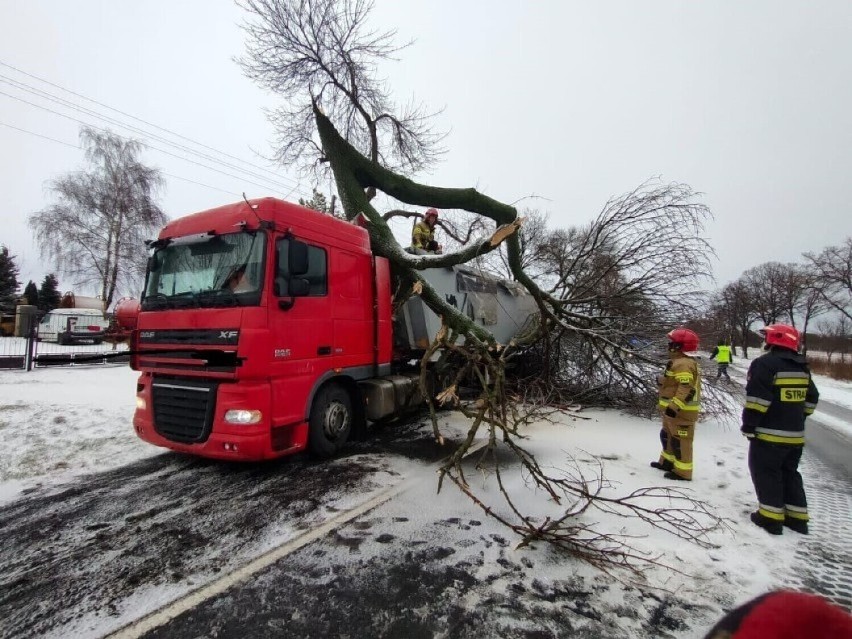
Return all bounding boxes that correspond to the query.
[331,250,373,370]
[269,237,333,428]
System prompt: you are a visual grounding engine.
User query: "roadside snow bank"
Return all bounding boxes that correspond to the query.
[0,364,155,504]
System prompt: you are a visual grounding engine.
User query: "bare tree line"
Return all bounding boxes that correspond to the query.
[701,238,852,358]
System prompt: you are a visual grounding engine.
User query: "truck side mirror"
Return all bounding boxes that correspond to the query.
[289,240,309,276]
[289,278,309,297]
[277,279,308,311]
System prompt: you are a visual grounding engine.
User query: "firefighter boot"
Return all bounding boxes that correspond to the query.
[663,471,690,481]
[650,461,673,471]
[784,519,809,535]
[750,511,782,535]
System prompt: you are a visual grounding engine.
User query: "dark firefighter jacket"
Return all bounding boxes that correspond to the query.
[658,352,701,423]
[411,221,435,251]
[710,345,732,363]
[741,347,819,445]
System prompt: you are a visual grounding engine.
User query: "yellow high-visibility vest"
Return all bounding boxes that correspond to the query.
[715,345,732,363]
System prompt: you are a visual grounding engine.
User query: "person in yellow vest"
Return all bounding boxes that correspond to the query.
[709,339,733,381]
[410,208,443,254]
[650,327,702,480]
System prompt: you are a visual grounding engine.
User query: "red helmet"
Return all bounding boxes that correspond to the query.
[424,208,439,221]
[760,323,799,351]
[667,328,699,352]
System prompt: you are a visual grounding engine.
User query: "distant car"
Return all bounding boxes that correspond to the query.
[37,308,110,345]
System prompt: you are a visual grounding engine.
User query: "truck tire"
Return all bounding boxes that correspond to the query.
[308,384,352,458]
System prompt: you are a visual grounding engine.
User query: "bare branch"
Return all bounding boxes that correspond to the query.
[239,0,446,180]
[28,127,166,307]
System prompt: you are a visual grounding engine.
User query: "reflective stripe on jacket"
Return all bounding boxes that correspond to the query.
[742,348,819,445]
[658,352,701,424]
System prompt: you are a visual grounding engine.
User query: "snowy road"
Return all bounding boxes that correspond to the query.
[0,445,412,639]
[806,401,852,480]
[0,414,734,639]
[787,401,852,611]
[119,413,852,639]
[2,361,850,639]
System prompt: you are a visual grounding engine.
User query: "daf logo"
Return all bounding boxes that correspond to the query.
[140,331,155,339]
[220,330,239,339]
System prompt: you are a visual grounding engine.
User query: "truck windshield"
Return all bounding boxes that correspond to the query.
[141,231,266,310]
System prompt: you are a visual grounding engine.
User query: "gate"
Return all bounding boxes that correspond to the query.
[0,323,129,370]
[32,337,130,367]
[0,334,29,369]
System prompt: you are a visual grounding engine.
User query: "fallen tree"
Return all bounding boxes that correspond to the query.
[241,0,726,571]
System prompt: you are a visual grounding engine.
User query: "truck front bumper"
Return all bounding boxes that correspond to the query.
[132,374,308,461]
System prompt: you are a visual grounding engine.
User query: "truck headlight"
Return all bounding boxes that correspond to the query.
[224,409,262,425]
[136,397,147,410]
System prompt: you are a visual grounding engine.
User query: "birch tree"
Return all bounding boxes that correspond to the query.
[29,127,166,307]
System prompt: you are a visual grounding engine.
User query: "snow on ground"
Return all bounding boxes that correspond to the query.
[810,374,852,413]
[0,363,156,504]
[0,362,848,637]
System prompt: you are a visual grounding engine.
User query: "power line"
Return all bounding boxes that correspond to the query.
[0,121,78,149]
[0,73,305,195]
[1,120,259,199]
[161,173,243,197]
[0,59,299,188]
[0,89,310,201]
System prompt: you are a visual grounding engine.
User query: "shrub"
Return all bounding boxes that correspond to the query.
[808,354,852,382]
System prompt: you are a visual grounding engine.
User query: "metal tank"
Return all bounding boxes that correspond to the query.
[395,265,538,354]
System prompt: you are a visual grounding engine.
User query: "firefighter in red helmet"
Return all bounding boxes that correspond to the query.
[702,590,852,638]
[742,324,819,535]
[410,208,443,254]
[651,328,702,480]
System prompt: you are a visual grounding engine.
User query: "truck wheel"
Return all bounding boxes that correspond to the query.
[308,384,352,458]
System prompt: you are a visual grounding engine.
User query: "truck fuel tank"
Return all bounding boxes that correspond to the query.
[358,373,424,421]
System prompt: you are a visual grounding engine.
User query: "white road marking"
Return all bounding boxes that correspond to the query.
[106,481,408,639]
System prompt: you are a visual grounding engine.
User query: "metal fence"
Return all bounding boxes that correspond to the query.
[0,329,129,370]
[0,335,28,369]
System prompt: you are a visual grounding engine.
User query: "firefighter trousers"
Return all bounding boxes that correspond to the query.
[748,439,808,524]
[658,416,694,480]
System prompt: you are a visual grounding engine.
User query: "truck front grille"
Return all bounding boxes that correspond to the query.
[152,377,217,443]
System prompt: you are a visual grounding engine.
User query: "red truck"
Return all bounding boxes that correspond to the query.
[129,198,535,461]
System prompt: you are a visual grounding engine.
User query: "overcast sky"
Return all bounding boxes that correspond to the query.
[2,1,851,296]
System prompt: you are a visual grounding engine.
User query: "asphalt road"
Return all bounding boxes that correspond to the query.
[0,419,452,639]
[1,379,849,639]
[805,400,852,481]
[0,418,725,639]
